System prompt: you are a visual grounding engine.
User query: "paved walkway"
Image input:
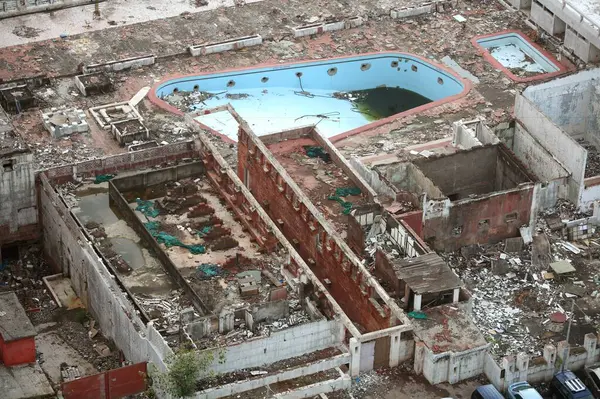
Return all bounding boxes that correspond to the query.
[0,363,55,399]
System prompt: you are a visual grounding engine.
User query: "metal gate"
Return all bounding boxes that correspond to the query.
[62,362,147,399]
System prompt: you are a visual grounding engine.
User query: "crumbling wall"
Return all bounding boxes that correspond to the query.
[349,157,397,201]
[42,140,198,185]
[39,174,171,369]
[418,342,489,385]
[588,83,600,149]
[382,162,443,200]
[485,333,600,391]
[199,319,345,374]
[347,203,382,255]
[415,146,512,199]
[108,175,211,315]
[515,93,586,206]
[0,151,38,246]
[423,187,534,251]
[522,70,597,139]
[238,127,400,333]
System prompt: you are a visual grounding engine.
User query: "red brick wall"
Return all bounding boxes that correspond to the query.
[374,249,400,296]
[0,335,36,366]
[423,187,533,251]
[346,215,365,255]
[397,210,423,238]
[238,129,392,332]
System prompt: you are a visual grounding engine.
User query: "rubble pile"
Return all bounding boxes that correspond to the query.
[446,201,600,359]
[135,291,184,333]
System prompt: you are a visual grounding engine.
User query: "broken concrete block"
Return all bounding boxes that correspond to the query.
[504,237,524,253]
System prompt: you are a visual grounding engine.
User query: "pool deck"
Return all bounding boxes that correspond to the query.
[267,137,370,235]
[0,0,578,169]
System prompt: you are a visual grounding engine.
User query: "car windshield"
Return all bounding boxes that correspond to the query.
[514,384,532,392]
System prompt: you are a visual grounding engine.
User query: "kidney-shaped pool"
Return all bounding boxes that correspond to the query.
[150,52,470,142]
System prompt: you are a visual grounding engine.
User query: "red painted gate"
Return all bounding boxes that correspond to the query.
[62,362,147,399]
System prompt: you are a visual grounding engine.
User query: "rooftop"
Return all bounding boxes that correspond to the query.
[0,291,37,342]
[394,253,462,295]
[412,302,488,353]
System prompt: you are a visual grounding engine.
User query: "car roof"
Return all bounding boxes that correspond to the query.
[508,382,543,398]
[474,384,504,398]
[555,371,592,398]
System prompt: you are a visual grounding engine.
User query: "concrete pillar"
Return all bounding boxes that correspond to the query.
[557,340,570,369]
[349,337,361,377]
[389,332,402,367]
[414,341,425,375]
[543,344,557,380]
[516,352,529,381]
[219,307,235,333]
[584,333,598,366]
[452,288,460,303]
[414,294,422,311]
[502,356,517,392]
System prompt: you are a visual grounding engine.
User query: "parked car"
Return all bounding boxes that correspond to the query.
[506,381,543,399]
[470,384,504,399]
[551,370,594,399]
[583,363,600,398]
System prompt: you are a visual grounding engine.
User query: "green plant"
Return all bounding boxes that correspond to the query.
[152,348,215,398]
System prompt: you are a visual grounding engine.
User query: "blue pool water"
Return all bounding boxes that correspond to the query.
[155,53,466,141]
[476,33,559,75]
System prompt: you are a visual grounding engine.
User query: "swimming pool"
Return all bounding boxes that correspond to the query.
[151,53,469,142]
[472,31,567,83]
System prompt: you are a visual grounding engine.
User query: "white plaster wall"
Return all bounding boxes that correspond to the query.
[514,93,586,204]
[39,176,171,369]
[523,78,592,138]
[199,319,345,375]
[349,157,396,201]
[0,151,37,234]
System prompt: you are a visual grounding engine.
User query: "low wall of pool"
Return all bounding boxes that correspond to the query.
[150,52,470,141]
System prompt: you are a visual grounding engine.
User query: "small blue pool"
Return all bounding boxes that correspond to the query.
[474,32,561,79]
[154,53,467,141]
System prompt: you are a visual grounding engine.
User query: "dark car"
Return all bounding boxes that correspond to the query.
[551,370,594,399]
[471,384,504,399]
[583,363,600,398]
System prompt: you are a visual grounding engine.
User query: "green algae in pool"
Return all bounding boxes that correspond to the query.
[347,87,432,121]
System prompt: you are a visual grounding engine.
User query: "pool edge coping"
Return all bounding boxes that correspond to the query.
[471,30,571,84]
[147,51,473,144]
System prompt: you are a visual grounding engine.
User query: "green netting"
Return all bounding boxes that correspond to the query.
[136,198,160,218]
[196,263,224,279]
[334,187,361,197]
[197,226,213,236]
[143,221,206,254]
[408,311,427,320]
[94,174,115,184]
[328,186,361,215]
[327,195,353,215]
[303,146,331,163]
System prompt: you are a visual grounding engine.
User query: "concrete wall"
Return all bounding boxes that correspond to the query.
[522,74,593,139]
[111,162,205,192]
[0,0,101,19]
[382,162,444,200]
[194,355,350,399]
[414,146,531,200]
[108,178,211,315]
[238,125,410,333]
[199,319,345,375]
[0,151,38,246]
[485,333,600,392]
[515,93,586,205]
[423,186,535,251]
[349,157,397,201]
[42,140,198,185]
[39,174,172,370]
[417,342,489,385]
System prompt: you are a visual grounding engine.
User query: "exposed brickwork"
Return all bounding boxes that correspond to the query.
[396,210,423,238]
[424,188,534,251]
[346,215,365,256]
[238,128,395,333]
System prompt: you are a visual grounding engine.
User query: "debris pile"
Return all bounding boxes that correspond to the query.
[445,201,600,359]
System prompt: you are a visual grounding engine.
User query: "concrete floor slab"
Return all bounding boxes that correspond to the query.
[0,363,55,399]
[36,331,98,386]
